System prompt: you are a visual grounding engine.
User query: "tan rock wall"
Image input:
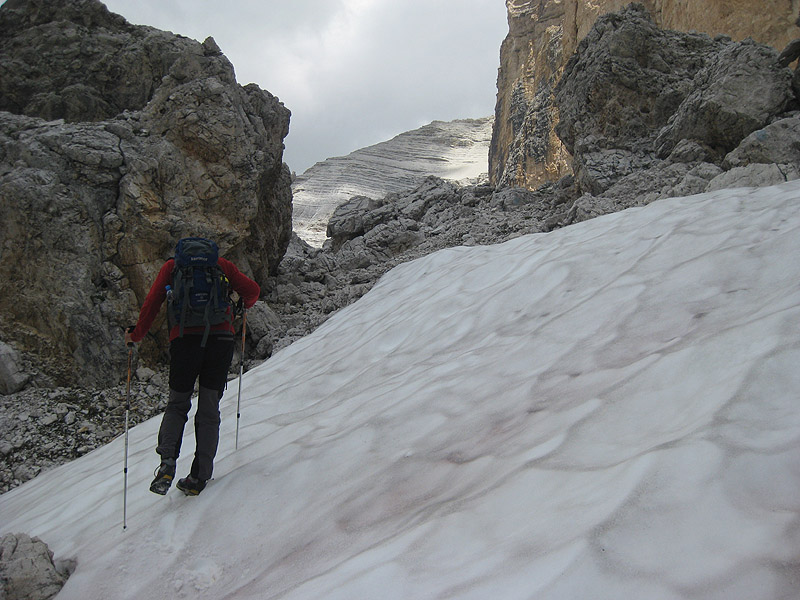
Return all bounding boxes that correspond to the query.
[492,0,800,188]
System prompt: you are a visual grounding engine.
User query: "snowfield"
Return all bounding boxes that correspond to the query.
[2,181,800,599]
[291,118,493,247]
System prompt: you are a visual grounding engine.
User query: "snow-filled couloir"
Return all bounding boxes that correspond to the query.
[1,180,799,599]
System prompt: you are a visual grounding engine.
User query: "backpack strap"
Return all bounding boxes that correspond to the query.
[200,268,214,347]
[178,265,193,339]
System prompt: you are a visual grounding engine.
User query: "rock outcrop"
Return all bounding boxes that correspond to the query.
[0,0,292,387]
[553,4,795,221]
[491,0,799,189]
[292,117,492,247]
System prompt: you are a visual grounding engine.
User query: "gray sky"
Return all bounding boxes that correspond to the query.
[98,0,509,175]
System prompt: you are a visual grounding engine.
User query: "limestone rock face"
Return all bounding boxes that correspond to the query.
[0,0,291,386]
[490,0,573,190]
[492,0,799,189]
[292,118,492,247]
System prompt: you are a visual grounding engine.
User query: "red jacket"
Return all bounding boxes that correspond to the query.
[130,257,260,343]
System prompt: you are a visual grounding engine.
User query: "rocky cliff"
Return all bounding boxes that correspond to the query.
[292,117,492,247]
[491,0,799,189]
[0,0,292,387]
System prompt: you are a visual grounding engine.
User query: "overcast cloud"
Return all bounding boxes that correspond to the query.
[99,0,509,174]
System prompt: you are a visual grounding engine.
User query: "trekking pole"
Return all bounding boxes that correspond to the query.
[123,330,134,531]
[235,306,247,450]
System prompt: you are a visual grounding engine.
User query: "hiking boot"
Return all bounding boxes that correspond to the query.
[176,475,206,496]
[149,459,176,495]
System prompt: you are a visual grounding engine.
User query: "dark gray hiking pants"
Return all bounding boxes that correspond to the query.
[156,334,235,481]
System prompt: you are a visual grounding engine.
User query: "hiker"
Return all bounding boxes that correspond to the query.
[125,237,260,496]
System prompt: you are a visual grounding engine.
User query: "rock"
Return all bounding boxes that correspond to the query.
[0,377,175,492]
[571,149,661,196]
[490,187,537,210]
[723,116,800,168]
[249,337,270,360]
[135,367,156,382]
[244,302,282,344]
[557,5,718,156]
[655,40,793,157]
[0,342,29,395]
[666,139,717,164]
[0,0,292,387]
[0,533,67,600]
[39,415,57,427]
[706,163,800,191]
[541,4,799,223]
[326,196,381,251]
[659,163,724,198]
[554,5,721,195]
[567,194,621,224]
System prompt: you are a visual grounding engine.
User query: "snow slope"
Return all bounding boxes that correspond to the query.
[291,117,492,247]
[2,181,800,599]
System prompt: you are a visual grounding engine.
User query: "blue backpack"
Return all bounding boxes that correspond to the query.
[168,238,231,346]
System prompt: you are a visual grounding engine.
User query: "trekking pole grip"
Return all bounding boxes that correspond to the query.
[125,325,136,348]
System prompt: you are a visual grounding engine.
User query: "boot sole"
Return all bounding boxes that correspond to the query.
[176,483,201,496]
[176,479,205,496]
[149,475,173,495]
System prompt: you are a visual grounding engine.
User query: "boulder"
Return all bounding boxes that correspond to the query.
[0,341,29,395]
[326,196,380,251]
[244,302,282,347]
[554,4,722,195]
[556,5,718,155]
[548,4,799,224]
[0,533,70,600]
[723,116,800,168]
[706,163,800,192]
[655,40,793,157]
